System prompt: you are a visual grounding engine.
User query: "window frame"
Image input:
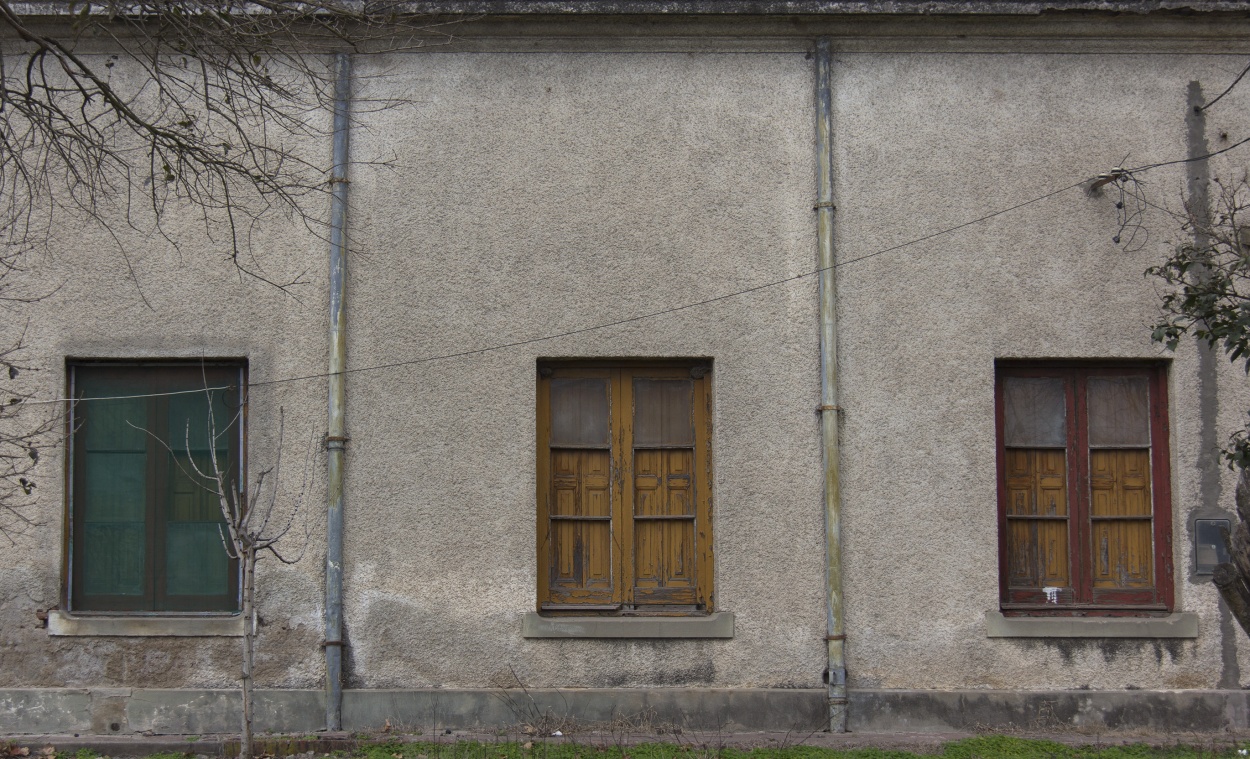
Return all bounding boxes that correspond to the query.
[994,361,1174,615]
[64,360,247,614]
[535,360,714,616]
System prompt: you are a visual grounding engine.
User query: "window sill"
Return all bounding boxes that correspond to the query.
[985,611,1198,638]
[47,610,244,637]
[522,611,734,639]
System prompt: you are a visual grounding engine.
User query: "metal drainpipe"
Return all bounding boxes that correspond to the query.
[325,51,351,733]
[815,37,848,733]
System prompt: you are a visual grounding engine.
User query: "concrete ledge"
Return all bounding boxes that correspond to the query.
[0,687,820,734]
[0,689,93,734]
[346,687,817,731]
[48,610,245,637]
[848,689,1246,733]
[521,612,733,638]
[9,688,1250,735]
[984,611,1199,638]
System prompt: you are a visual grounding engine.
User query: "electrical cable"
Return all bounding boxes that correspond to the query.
[23,142,1247,406]
[1199,59,1250,113]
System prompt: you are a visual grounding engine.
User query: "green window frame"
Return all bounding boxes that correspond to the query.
[67,362,245,613]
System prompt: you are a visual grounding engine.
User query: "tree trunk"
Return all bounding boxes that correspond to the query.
[241,548,256,759]
[1217,469,1250,637]
[1214,562,1250,634]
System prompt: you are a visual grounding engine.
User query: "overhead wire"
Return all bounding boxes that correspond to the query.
[1199,59,1250,113]
[22,137,1250,406]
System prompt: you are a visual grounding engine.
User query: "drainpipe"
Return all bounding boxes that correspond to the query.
[815,37,848,733]
[325,51,352,733]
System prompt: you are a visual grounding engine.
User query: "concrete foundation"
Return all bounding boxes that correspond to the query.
[6,688,1250,735]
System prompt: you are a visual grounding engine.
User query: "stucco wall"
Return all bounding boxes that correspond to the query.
[834,49,1250,689]
[3,12,1250,710]
[0,185,332,688]
[341,50,824,689]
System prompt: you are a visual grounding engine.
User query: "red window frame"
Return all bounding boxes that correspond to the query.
[995,361,1174,615]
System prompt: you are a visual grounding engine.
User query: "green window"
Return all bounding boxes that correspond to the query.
[69,363,244,612]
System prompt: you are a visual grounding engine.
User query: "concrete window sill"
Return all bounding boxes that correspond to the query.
[47,610,245,637]
[522,611,734,639]
[985,610,1198,638]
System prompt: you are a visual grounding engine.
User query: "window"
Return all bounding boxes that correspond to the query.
[68,362,244,613]
[995,362,1173,613]
[536,362,713,613]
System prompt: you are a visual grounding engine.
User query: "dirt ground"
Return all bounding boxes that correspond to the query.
[7,728,1250,758]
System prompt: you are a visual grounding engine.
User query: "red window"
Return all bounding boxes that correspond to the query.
[995,362,1173,613]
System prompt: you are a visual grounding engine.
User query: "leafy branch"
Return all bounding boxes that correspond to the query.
[1148,177,1250,470]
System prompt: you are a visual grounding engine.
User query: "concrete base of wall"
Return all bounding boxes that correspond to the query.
[3,687,1250,736]
[0,688,826,735]
[848,689,1250,733]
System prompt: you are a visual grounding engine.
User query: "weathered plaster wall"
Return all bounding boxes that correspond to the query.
[341,50,825,689]
[833,49,1250,690]
[0,56,333,689]
[3,12,1250,719]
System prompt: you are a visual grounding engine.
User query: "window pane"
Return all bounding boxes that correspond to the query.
[82,523,145,596]
[169,453,224,522]
[1088,376,1150,447]
[633,379,693,446]
[166,522,230,596]
[1003,377,1066,447]
[79,391,149,598]
[550,378,609,446]
[168,390,235,454]
[83,397,147,452]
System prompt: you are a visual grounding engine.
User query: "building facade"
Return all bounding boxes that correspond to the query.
[3,0,1250,735]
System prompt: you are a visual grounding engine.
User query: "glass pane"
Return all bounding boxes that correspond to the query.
[84,453,146,521]
[633,379,694,446]
[83,397,147,452]
[82,523,145,596]
[165,522,230,596]
[550,378,609,446]
[168,388,235,454]
[1003,377,1066,447]
[169,453,225,522]
[1088,376,1150,447]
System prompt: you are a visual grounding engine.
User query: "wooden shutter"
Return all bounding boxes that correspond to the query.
[538,371,621,607]
[537,362,713,612]
[627,374,703,606]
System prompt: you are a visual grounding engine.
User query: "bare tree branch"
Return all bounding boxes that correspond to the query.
[0,0,469,543]
[0,1,470,286]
